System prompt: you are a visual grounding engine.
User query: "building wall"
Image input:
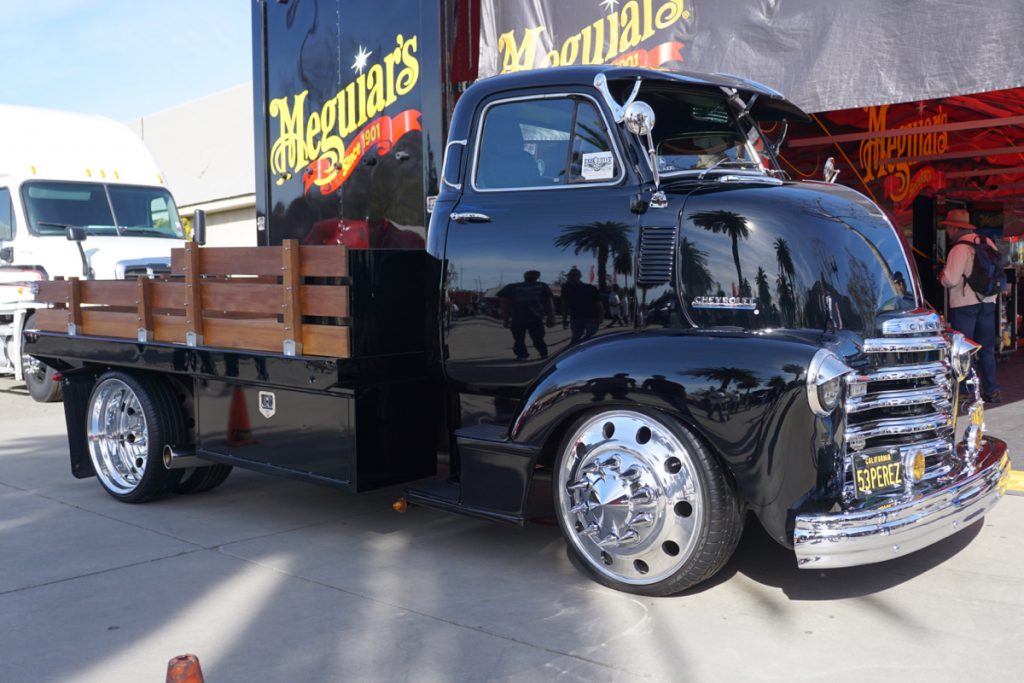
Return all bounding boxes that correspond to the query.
[126,83,257,246]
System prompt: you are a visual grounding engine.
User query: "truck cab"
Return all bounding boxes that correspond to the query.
[424,66,1009,593]
[0,105,185,401]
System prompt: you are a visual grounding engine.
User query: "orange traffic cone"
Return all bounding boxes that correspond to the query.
[226,385,256,446]
[166,653,205,683]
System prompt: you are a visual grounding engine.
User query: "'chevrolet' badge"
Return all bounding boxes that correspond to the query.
[691,296,757,310]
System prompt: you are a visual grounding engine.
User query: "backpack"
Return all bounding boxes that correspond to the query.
[951,236,1006,297]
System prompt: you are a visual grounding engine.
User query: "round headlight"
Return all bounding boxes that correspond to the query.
[817,376,842,413]
[950,332,980,381]
[806,349,853,417]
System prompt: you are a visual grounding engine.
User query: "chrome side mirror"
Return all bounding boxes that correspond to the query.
[624,101,655,136]
[623,101,666,208]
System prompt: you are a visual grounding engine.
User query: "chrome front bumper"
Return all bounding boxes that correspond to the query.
[793,437,1010,569]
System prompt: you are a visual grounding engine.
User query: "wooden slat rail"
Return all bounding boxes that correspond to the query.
[33,241,350,358]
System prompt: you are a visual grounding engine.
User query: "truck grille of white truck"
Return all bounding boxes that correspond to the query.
[840,316,968,507]
[123,264,171,279]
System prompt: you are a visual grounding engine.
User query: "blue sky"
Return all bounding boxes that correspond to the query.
[0,1,252,121]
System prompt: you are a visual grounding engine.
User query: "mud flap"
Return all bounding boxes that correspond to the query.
[61,371,99,478]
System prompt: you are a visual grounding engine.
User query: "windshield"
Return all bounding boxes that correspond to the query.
[22,181,184,238]
[639,86,765,175]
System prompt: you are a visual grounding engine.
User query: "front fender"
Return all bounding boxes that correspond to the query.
[510,330,832,546]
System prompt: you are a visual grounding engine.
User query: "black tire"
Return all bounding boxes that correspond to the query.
[553,409,744,596]
[85,371,184,503]
[22,314,62,403]
[175,464,233,494]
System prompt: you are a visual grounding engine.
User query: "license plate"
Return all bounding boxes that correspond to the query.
[853,451,903,496]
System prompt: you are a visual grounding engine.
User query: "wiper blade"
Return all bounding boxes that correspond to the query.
[117,227,164,236]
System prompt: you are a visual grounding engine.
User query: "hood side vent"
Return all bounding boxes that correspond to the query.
[637,225,676,287]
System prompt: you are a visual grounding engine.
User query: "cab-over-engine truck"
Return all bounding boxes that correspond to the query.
[25,0,1009,595]
[0,105,186,402]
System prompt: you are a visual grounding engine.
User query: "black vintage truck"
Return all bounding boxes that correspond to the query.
[25,0,1010,595]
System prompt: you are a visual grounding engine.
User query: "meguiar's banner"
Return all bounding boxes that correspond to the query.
[258,0,433,248]
[479,0,1024,114]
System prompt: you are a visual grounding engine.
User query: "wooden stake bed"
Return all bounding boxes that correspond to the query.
[34,240,350,358]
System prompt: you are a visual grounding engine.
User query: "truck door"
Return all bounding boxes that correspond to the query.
[442,92,638,423]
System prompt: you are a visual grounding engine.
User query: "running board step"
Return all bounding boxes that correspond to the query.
[404,476,524,526]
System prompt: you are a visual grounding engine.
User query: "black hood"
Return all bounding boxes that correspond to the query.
[675,180,919,337]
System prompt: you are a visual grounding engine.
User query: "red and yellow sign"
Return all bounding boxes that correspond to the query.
[268,33,421,194]
[497,0,689,72]
[613,41,685,68]
[302,110,422,194]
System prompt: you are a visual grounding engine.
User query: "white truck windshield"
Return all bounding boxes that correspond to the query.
[22,181,184,238]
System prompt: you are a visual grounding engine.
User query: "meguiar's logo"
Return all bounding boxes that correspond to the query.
[859,104,949,204]
[268,34,421,195]
[498,0,689,72]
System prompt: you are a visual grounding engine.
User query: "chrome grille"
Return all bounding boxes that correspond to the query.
[842,312,958,504]
[123,263,171,279]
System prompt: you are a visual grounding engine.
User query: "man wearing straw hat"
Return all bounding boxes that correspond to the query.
[939,208,1002,403]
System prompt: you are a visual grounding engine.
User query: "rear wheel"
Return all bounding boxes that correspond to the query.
[86,371,184,503]
[22,315,62,403]
[175,464,233,494]
[554,409,743,596]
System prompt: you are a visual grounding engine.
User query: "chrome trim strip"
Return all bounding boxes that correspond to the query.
[440,138,467,191]
[844,412,952,443]
[715,174,783,185]
[470,92,626,193]
[794,441,1009,569]
[881,312,942,336]
[849,360,949,384]
[846,386,951,414]
[846,437,952,461]
[862,336,947,353]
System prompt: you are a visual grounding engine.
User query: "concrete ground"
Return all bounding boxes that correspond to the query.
[1,366,1022,683]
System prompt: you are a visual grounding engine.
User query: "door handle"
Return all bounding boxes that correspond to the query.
[450,212,491,224]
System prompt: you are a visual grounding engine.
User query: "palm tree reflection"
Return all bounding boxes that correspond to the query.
[555,221,633,293]
[691,210,752,297]
[679,237,713,297]
[774,237,799,327]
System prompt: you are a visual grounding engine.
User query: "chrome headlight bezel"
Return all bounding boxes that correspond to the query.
[949,332,980,382]
[807,349,854,417]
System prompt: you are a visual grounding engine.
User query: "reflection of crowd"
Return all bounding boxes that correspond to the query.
[561,267,602,343]
[485,267,636,360]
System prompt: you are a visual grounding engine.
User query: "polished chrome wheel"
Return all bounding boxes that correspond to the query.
[85,372,183,502]
[555,410,742,594]
[88,378,150,495]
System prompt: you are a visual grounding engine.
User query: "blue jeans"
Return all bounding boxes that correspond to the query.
[948,302,999,395]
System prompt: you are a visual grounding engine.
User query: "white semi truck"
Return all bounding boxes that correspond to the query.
[0,105,187,401]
